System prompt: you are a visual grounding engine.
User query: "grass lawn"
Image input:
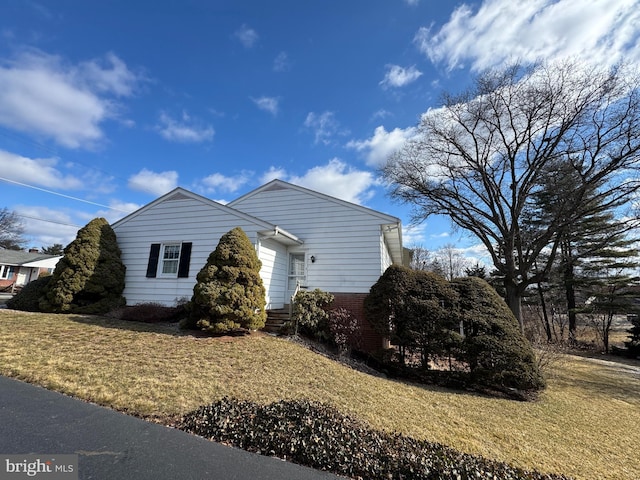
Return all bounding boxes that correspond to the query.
[0,310,639,480]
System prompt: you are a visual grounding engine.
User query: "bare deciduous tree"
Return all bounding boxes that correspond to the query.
[0,208,26,250]
[383,60,640,328]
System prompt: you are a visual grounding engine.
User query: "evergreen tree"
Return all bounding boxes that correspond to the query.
[525,158,638,343]
[580,241,639,354]
[623,312,640,358]
[41,243,64,255]
[187,227,266,334]
[41,218,126,314]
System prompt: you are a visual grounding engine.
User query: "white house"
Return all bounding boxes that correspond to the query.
[0,249,62,293]
[112,179,405,350]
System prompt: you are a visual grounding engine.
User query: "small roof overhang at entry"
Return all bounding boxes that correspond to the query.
[257,226,303,246]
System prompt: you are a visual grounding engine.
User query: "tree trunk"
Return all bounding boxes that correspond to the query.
[504,281,524,332]
[562,246,578,344]
[537,281,553,342]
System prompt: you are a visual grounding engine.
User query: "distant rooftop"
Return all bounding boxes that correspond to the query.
[0,249,61,265]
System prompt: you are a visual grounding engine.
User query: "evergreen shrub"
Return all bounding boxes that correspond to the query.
[452,277,545,392]
[291,289,334,339]
[618,314,640,358]
[364,265,416,357]
[186,227,266,334]
[5,275,52,312]
[40,218,126,314]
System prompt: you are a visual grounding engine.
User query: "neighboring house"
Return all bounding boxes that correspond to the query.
[0,249,62,292]
[112,179,405,350]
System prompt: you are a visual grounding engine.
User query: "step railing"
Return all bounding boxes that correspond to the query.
[290,281,302,335]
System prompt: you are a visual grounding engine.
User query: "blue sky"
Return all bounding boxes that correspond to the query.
[1,0,639,257]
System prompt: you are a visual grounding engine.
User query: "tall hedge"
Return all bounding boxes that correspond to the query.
[407,270,460,367]
[187,227,266,334]
[363,265,416,359]
[452,277,545,392]
[40,217,126,314]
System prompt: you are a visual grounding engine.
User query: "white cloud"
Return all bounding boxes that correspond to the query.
[416,0,640,72]
[14,205,80,248]
[371,109,392,121]
[379,64,423,89]
[77,52,140,97]
[273,51,290,72]
[288,158,377,205]
[304,111,348,145]
[346,125,417,167]
[405,0,420,5]
[128,169,178,196]
[251,96,279,116]
[234,24,259,48]
[91,200,141,224]
[0,149,84,189]
[402,224,429,247]
[0,49,141,149]
[260,166,287,184]
[200,172,250,194]
[156,111,214,143]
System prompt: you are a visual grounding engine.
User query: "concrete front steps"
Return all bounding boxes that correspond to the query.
[263,308,291,333]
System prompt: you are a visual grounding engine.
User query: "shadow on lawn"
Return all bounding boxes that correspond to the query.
[551,354,640,404]
[65,313,222,338]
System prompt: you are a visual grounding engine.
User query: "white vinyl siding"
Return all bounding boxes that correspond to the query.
[231,186,391,294]
[114,196,277,306]
[257,237,288,309]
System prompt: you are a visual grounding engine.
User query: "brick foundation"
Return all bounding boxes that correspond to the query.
[330,292,385,353]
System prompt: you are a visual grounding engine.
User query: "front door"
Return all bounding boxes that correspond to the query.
[286,252,306,302]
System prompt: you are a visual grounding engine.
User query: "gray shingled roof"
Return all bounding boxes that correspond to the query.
[0,249,60,266]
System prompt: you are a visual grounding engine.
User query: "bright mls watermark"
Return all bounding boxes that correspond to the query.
[0,455,77,479]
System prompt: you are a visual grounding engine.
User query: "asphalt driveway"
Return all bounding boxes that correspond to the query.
[0,376,342,480]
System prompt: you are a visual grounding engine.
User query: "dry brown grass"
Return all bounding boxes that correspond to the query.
[0,310,639,480]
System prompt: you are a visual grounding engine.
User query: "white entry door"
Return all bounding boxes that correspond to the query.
[286,252,306,302]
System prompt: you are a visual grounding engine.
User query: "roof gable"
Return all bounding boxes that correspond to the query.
[112,187,276,231]
[229,179,401,224]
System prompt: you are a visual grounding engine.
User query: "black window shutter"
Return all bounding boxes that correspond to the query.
[177,242,192,278]
[146,243,161,278]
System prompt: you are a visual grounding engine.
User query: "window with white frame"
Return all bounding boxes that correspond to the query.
[160,244,181,276]
[0,265,15,279]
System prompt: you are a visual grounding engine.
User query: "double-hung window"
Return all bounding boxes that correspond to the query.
[146,242,192,278]
[160,244,181,276]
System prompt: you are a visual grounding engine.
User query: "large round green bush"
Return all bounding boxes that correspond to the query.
[452,277,545,392]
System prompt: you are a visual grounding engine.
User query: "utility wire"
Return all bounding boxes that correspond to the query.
[14,213,80,228]
[0,176,131,212]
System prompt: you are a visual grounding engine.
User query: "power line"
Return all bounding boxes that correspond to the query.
[0,176,131,212]
[15,213,80,228]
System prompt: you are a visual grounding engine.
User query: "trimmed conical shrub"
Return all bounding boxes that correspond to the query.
[186,227,266,334]
[40,218,126,314]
